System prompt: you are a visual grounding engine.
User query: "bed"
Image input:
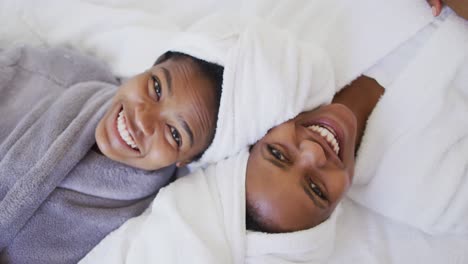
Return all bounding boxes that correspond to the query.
[1,0,467,263]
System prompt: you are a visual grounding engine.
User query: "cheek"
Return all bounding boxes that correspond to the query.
[94,120,107,149]
[94,105,117,154]
[328,172,352,202]
[116,75,147,100]
[146,141,177,169]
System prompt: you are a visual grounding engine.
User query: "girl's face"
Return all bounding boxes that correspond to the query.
[95,58,218,170]
[246,104,358,233]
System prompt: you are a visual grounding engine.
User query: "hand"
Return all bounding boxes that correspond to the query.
[427,0,443,17]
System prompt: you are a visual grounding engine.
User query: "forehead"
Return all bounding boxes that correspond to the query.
[154,57,208,86]
[154,58,218,150]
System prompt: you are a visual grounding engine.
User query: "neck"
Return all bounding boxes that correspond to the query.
[331,75,384,149]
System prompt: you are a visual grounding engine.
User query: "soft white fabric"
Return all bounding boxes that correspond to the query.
[245,206,341,264]
[234,0,436,90]
[179,18,335,166]
[0,0,237,76]
[349,12,468,235]
[365,7,451,88]
[80,150,249,264]
[329,198,468,264]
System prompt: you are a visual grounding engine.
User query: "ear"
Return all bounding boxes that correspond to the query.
[176,160,191,168]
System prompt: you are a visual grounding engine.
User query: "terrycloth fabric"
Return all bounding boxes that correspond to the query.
[80,149,249,264]
[171,18,336,167]
[250,0,435,90]
[245,206,341,264]
[329,198,468,264]
[0,46,175,263]
[80,148,342,264]
[348,12,468,235]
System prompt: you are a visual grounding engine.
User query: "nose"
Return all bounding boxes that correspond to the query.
[134,102,161,136]
[297,140,327,169]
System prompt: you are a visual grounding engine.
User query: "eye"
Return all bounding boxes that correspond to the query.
[152,75,162,101]
[309,181,326,200]
[170,126,182,148]
[267,145,287,162]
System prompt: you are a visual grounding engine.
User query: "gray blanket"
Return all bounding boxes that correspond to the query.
[0,46,175,263]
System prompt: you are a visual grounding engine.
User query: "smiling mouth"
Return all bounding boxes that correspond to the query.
[117,110,139,151]
[306,124,340,155]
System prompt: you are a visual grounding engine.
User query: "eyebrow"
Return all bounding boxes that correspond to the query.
[161,66,173,96]
[177,115,194,148]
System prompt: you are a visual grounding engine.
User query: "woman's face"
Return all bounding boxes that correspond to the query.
[95,57,218,170]
[246,104,358,232]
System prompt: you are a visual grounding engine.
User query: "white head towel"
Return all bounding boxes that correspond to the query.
[246,205,342,264]
[167,17,335,167]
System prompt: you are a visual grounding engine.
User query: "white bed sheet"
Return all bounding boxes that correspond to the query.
[1,0,466,262]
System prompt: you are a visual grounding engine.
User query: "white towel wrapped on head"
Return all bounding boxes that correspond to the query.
[246,205,341,263]
[168,18,335,167]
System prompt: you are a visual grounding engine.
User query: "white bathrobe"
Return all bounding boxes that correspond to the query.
[348,12,468,235]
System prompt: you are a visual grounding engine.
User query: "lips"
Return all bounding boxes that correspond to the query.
[307,124,340,155]
[116,109,139,151]
[301,115,346,161]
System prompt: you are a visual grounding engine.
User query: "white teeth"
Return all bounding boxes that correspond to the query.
[117,110,138,150]
[320,129,328,137]
[307,125,340,155]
